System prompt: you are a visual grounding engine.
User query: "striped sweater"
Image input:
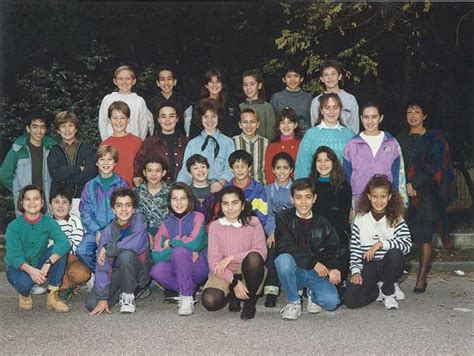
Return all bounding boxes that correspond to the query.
[232,134,269,184]
[350,212,412,274]
[52,214,84,255]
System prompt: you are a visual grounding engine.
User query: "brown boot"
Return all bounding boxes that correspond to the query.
[18,294,34,311]
[46,287,70,313]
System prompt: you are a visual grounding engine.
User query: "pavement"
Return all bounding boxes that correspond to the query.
[0,272,473,355]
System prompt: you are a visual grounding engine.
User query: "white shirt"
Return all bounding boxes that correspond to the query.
[360,131,384,157]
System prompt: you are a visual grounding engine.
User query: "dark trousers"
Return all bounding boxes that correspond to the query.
[344,249,405,309]
[264,245,280,292]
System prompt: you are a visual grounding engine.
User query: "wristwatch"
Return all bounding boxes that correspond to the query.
[45,258,53,266]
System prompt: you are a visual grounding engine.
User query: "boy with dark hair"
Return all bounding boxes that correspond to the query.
[227,150,268,228]
[232,108,269,184]
[48,110,97,216]
[310,59,359,134]
[1,113,57,216]
[86,188,152,315]
[275,178,341,320]
[270,65,312,132]
[148,65,193,136]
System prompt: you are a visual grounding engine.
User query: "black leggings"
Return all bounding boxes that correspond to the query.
[344,249,405,309]
[202,252,265,311]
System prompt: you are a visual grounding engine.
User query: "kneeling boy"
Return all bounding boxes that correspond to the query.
[275,178,341,320]
[86,188,152,315]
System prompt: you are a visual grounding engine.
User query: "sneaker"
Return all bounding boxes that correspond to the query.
[134,286,152,301]
[18,294,34,311]
[382,294,399,310]
[163,289,180,303]
[119,292,136,313]
[31,284,46,295]
[86,273,95,292]
[376,282,383,302]
[307,292,322,314]
[178,295,195,316]
[280,302,302,320]
[394,283,405,300]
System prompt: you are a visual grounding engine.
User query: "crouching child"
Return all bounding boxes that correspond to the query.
[86,188,152,315]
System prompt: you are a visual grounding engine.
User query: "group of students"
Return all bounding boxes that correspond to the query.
[0,59,456,321]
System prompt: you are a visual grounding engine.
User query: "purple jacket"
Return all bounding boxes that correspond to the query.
[94,213,150,299]
[343,132,407,207]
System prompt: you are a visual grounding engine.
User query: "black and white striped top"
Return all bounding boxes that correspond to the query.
[350,212,412,274]
[57,215,84,255]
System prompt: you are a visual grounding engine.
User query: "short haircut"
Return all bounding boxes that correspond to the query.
[196,98,220,118]
[17,184,46,214]
[49,186,72,204]
[156,65,175,80]
[114,65,136,79]
[96,145,118,162]
[229,150,253,168]
[168,182,195,213]
[271,106,302,143]
[271,151,295,170]
[282,64,304,77]
[240,107,259,122]
[142,156,169,175]
[54,110,79,131]
[405,99,428,116]
[291,178,315,197]
[111,187,137,208]
[156,101,179,120]
[360,101,383,116]
[108,101,130,119]
[186,154,210,172]
[320,59,342,75]
[25,113,48,127]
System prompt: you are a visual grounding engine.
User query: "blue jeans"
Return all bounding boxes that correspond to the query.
[76,233,97,272]
[6,246,67,296]
[275,253,340,311]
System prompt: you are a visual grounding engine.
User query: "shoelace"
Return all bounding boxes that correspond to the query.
[280,303,298,314]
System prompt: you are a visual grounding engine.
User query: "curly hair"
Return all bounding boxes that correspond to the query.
[356,175,405,227]
[309,146,346,191]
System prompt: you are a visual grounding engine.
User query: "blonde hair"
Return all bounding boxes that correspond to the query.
[114,65,136,79]
[97,145,118,162]
[54,111,79,130]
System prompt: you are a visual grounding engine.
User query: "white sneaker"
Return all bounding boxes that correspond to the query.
[307,292,322,314]
[31,284,47,295]
[394,283,405,300]
[376,282,383,302]
[280,302,302,320]
[382,294,399,310]
[178,295,195,316]
[86,273,95,292]
[119,292,136,313]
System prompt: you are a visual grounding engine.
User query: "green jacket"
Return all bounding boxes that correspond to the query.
[5,214,71,269]
[0,134,57,215]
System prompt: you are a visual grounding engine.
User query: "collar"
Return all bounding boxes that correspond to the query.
[23,213,43,225]
[200,130,221,139]
[240,133,260,143]
[61,138,79,147]
[296,210,313,219]
[273,180,292,190]
[218,217,242,228]
[316,121,343,130]
[232,176,252,190]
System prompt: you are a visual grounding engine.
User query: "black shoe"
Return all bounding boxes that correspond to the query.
[240,302,256,320]
[134,286,152,301]
[264,294,277,308]
[228,293,241,312]
[163,289,180,303]
[413,283,427,293]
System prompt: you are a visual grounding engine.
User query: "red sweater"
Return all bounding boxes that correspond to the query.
[101,133,143,187]
[264,137,300,184]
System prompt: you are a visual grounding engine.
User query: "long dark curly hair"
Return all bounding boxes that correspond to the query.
[357,175,405,227]
[309,146,346,191]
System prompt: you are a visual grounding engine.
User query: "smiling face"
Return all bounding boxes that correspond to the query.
[51,195,71,220]
[205,76,223,99]
[112,196,135,225]
[239,112,259,138]
[143,162,166,186]
[157,106,178,134]
[273,159,293,185]
[320,97,341,126]
[367,187,391,214]
[406,105,426,130]
[231,160,252,184]
[97,152,117,177]
[361,106,383,135]
[201,109,219,134]
[283,71,303,92]
[113,69,136,94]
[279,117,298,136]
[291,188,316,218]
[221,192,244,223]
[170,189,189,215]
[315,152,333,178]
[190,162,209,185]
[156,70,176,96]
[320,67,342,91]
[109,109,130,135]
[57,121,78,144]
[21,189,44,218]
[26,119,47,146]
[242,75,261,100]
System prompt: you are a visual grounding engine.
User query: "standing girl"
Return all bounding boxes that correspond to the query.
[239,69,276,140]
[5,185,71,312]
[295,93,354,179]
[150,183,208,316]
[201,186,268,320]
[344,175,412,310]
[310,146,352,290]
[264,106,302,184]
[343,102,407,209]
